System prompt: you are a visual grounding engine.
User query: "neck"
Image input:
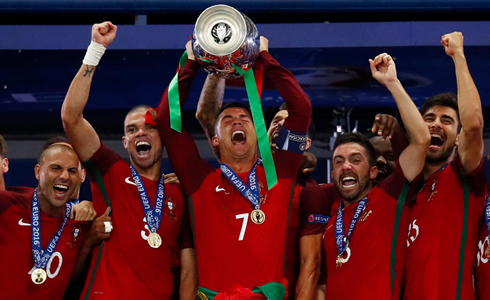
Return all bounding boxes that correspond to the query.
[37,191,65,219]
[131,160,161,181]
[423,157,451,180]
[342,186,372,208]
[0,181,5,192]
[221,155,257,174]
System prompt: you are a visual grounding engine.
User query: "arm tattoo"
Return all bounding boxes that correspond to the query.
[83,65,95,78]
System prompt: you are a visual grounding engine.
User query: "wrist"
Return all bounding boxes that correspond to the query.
[83,41,106,66]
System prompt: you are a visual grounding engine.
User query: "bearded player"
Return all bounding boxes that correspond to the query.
[321,52,430,299]
[403,32,486,300]
[61,21,196,299]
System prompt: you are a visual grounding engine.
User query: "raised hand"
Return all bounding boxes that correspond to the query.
[441,31,464,58]
[371,113,400,140]
[260,36,269,52]
[185,40,195,60]
[369,53,397,86]
[91,21,117,48]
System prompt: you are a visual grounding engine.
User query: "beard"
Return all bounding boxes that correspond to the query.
[426,145,456,165]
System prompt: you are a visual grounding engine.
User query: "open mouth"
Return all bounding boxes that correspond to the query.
[430,134,444,148]
[231,130,246,144]
[136,141,152,154]
[53,184,68,196]
[341,176,357,188]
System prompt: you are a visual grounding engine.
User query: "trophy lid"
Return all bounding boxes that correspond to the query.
[194,4,247,56]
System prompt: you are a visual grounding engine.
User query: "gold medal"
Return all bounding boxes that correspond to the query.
[336,255,343,268]
[251,209,266,225]
[31,268,47,284]
[485,245,490,259]
[147,232,162,248]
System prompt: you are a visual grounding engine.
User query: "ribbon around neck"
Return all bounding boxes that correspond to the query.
[168,50,189,132]
[233,63,277,190]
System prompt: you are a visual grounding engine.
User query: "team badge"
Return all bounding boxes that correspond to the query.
[427,179,438,202]
[336,254,343,268]
[258,181,267,205]
[165,198,178,222]
[359,210,372,222]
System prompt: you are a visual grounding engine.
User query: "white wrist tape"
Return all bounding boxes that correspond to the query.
[82,41,106,66]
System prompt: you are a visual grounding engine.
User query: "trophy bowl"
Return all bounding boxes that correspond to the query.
[192,4,260,78]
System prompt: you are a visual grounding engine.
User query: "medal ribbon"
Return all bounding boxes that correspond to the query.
[232,64,277,190]
[485,195,490,244]
[335,197,367,256]
[168,50,189,133]
[220,158,261,209]
[129,165,165,233]
[31,188,74,269]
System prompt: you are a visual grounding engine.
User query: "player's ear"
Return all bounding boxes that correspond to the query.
[34,164,41,180]
[212,136,219,147]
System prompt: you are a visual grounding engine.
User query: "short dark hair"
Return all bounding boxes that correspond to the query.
[333,132,377,166]
[0,134,6,158]
[419,92,461,129]
[217,102,252,119]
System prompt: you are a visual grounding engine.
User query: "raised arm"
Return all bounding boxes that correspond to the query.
[154,42,214,196]
[442,32,484,173]
[61,22,117,162]
[256,37,312,134]
[195,73,225,144]
[370,53,430,181]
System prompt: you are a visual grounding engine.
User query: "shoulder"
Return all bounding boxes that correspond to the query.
[0,187,34,215]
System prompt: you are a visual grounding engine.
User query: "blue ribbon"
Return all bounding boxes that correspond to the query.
[335,197,367,256]
[485,196,490,243]
[129,165,165,234]
[220,158,262,209]
[31,188,75,269]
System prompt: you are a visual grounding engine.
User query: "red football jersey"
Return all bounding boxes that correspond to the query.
[404,153,486,300]
[81,145,191,299]
[0,187,90,299]
[156,51,311,295]
[323,163,413,299]
[474,218,490,300]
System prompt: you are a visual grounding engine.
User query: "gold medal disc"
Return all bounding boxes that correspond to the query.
[251,209,266,225]
[31,268,47,284]
[147,232,162,248]
[485,245,490,259]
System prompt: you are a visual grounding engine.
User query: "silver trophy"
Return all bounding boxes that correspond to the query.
[192,4,260,78]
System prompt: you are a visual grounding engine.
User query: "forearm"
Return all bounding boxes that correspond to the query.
[156,59,210,196]
[179,248,198,300]
[386,80,429,181]
[62,64,96,120]
[61,64,101,162]
[69,242,93,284]
[385,80,429,147]
[196,74,225,138]
[257,51,312,132]
[296,261,321,300]
[453,53,483,134]
[297,234,322,300]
